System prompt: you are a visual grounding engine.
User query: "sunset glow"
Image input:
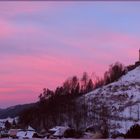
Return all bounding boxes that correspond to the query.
[0,2,140,108]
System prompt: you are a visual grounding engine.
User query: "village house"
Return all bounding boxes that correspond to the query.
[16,126,36,139]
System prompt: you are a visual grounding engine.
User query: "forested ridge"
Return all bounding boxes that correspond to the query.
[18,62,125,132]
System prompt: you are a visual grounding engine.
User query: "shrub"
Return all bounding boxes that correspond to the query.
[125,124,140,138]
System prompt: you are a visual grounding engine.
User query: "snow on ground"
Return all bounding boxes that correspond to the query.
[0,117,14,123]
[110,119,139,134]
[82,66,140,134]
[0,117,18,124]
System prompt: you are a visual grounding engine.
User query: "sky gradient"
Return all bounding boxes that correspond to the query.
[0,2,140,108]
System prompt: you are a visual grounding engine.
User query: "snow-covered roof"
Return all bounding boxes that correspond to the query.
[49,126,68,132]
[17,130,35,138]
[17,131,26,138]
[27,126,35,131]
[49,126,69,136]
[25,131,35,138]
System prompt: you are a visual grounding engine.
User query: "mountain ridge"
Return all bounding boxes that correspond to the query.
[0,102,36,119]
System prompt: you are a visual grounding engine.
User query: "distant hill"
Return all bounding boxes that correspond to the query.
[0,103,36,119]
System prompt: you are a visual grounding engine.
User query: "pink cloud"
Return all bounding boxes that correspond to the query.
[0,2,70,18]
[0,53,103,91]
[0,54,103,108]
[54,25,140,63]
[0,6,140,108]
[0,20,15,38]
[0,89,37,108]
[0,2,51,14]
[0,19,44,40]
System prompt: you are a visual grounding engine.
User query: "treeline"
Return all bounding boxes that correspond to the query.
[19,72,94,131]
[94,62,126,87]
[18,62,126,132]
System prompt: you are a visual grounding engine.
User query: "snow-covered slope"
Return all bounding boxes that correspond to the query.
[84,66,140,134]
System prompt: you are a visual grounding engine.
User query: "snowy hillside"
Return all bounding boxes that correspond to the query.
[84,66,140,134]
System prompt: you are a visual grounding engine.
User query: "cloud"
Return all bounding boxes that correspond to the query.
[0,20,15,38]
[0,2,55,15]
[0,53,98,108]
[0,2,140,108]
[0,88,37,108]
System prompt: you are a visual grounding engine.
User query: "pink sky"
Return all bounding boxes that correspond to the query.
[0,2,140,108]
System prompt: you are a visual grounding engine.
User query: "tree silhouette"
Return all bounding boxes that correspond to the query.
[125,124,140,138]
[104,62,125,85]
[5,120,11,130]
